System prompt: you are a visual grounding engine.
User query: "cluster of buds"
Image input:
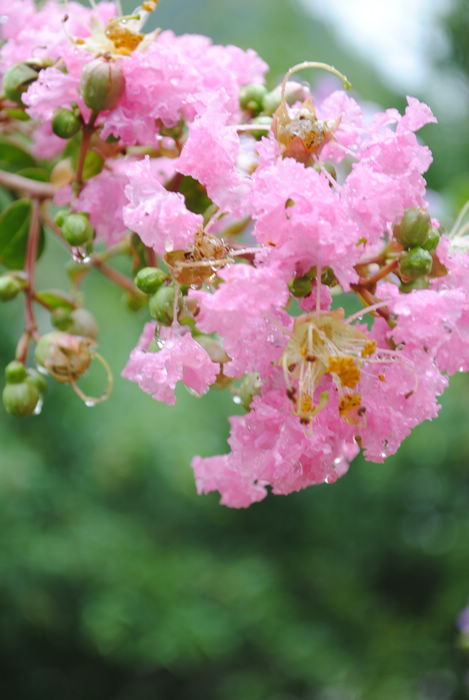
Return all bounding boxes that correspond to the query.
[0,0,469,507]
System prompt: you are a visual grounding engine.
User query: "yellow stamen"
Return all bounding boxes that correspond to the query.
[338,393,362,424]
[105,19,144,55]
[300,393,313,414]
[361,340,377,358]
[327,355,360,388]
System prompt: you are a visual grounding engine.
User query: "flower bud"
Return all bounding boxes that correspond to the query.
[2,62,39,104]
[2,380,40,417]
[134,267,167,294]
[250,115,272,140]
[148,285,181,325]
[0,275,22,301]
[51,108,81,139]
[422,227,440,252]
[398,247,433,282]
[81,58,125,112]
[26,368,47,394]
[61,213,94,247]
[122,291,148,312]
[288,275,313,297]
[262,82,308,116]
[393,207,431,249]
[399,277,430,293]
[239,84,267,115]
[34,332,92,383]
[52,308,98,339]
[5,361,27,384]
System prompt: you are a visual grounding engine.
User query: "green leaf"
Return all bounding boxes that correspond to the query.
[0,187,15,213]
[0,198,45,269]
[0,138,36,174]
[35,289,75,311]
[16,167,50,182]
[82,150,103,180]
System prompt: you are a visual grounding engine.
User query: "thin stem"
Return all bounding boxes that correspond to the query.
[92,258,140,297]
[280,61,351,105]
[17,199,41,361]
[0,169,56,198]
[355,258,399,289]
[75,111,98,188]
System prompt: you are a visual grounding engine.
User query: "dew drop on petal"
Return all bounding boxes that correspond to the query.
[33,398,43,415]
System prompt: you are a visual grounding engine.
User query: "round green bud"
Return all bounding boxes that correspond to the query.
[393,207,431,249]
[26,368,47,394]
[53,308,98,339]
[0,275,22,301]
[400,277,430,293]
[134,267,167,294]
[2,380,40,417]
[51,108,81,139]
[240,84,267,115]
[398,247,433,282]
[321,266,337,286]
[34,331,92,384]
[123,291,148,312]
[250,115,272,140]
[2,62,39,104]
[262,83,307,116]
[81,58,125,113]
[148,285,180,326]
[54,210,69,227]
[422,227,440,252]
[288,275,313,297]
[5,361,27,384]
[61,213,94,247]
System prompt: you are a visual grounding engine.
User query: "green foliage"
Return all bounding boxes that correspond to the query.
[0,199,45,269]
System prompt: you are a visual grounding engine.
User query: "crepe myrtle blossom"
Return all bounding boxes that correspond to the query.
[1,2,468,508]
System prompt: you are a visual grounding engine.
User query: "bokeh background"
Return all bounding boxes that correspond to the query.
[1,0,469,698]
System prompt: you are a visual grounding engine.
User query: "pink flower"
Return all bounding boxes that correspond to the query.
[122,322,219,406]
[123,157,203,255]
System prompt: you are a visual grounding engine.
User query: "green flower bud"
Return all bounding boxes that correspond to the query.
[422,227,440,252]
[81,58,125,112]
[148,285,181,325]
[288,275,313,297]
[400,277,430,293]
[0,275,22,301]
[398,247,433,282]
[51,108,81,139]
[2,62,39,105]
[26,368,47,394]
[320,266,337,286]
[34,331,92,384]
[61,213,94,247]
[53,308,98,339]
[239,372,262,411]
[5,361,27,384]
[122,291,148,312]
[239,84,267,115]
[134,267,167,294]
[250,115,272,140]
[393,207,431,249]
[262,83,307,116]
[2,380,40,417]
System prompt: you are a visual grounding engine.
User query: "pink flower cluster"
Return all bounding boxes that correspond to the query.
[2,1,468,507]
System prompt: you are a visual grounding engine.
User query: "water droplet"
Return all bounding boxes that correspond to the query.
[36,365,48,376]
[232,395,242,404]
[84,399,97,407]
[380,451,387,459]
[324,475,331,484]
[459,366,464,373]
[33,398,43,415]
[334,457,342,466]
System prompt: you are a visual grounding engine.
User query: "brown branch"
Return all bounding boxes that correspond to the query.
[75,111,98,188]
[92,258,140,298]
[17,199,41,361]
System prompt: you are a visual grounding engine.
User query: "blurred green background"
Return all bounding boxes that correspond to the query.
[1,0,469,698]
